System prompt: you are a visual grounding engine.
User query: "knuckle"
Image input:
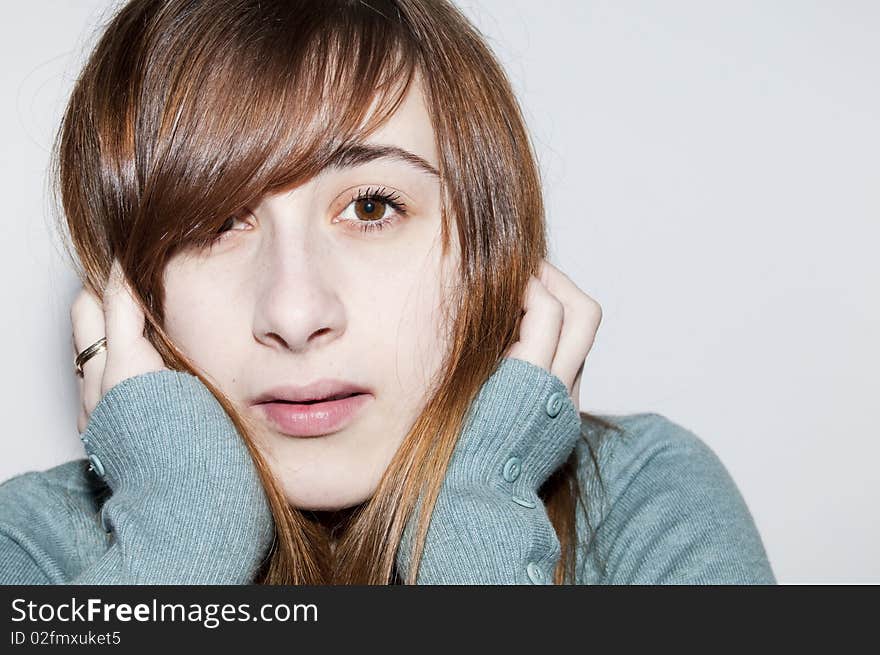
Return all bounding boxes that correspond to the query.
[70,287,101,321]
[568,299,601,333]
[70,290,88,318]
[579,295,602,322]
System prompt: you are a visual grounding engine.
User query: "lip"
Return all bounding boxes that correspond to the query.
[255,393,372,437]
[251,379,370,405]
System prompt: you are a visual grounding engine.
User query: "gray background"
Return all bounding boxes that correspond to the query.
[1,1,877,583]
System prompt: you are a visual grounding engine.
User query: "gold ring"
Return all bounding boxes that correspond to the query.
[75,337,107,378]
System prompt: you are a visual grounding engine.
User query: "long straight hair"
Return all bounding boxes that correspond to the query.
[53,0,621,584]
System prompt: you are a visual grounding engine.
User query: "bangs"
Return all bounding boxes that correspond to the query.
[127,0,420,250]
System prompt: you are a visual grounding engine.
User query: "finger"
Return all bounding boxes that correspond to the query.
[539,260,602,389]
[103,258,146,350]
[506,274,564,372]
[70,289,107,418]
[71,286,105,354]
[100,259,167,393]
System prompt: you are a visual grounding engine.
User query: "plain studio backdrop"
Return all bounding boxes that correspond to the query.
[1,1,877,584]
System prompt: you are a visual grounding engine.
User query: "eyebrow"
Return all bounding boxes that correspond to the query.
[326,143,441,178]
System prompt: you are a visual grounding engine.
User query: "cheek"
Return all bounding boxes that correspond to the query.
[162,262,240,369]
[387,260,454,398]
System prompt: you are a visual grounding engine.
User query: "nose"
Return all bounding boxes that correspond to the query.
[251,214,347,354]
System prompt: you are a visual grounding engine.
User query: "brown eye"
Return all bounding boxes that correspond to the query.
[216,216,237,233]
[354,198,386,222]
[334,186,408,234]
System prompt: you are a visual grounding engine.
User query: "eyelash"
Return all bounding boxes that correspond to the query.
[205,186,409,246]
[341,186,409,233]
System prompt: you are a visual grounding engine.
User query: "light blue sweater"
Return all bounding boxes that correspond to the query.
[0,358,776,584]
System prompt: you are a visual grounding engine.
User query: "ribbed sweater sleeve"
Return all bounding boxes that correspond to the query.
[396,357,583,584]
[68,371,273,584]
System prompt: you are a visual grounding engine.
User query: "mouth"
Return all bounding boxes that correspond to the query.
[256,392,372,437]
[266,392,361,405]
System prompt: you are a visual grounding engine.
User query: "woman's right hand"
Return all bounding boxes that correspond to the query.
[71,258,167,433]
[504,259,602,414]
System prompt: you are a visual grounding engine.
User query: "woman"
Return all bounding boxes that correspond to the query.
[0,0,775,584]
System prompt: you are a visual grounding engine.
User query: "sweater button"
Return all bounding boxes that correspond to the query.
[87,454,106,478]
[502,457,522,482]
[511,495,536,508]
[545,392,565,417]
[526,562,546,584]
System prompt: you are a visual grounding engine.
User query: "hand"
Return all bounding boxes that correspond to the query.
[504,260,602,413]
[71,258,168,433]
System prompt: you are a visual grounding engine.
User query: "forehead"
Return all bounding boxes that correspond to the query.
[362,75,439,172]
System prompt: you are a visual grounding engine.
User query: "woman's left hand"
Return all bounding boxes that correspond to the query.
[504,259,602,413]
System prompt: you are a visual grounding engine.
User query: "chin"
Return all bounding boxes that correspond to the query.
[279,478,378,512]
[253,430,397,512]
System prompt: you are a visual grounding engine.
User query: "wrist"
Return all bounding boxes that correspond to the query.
[444,357,583,495]
[81,370,261,493]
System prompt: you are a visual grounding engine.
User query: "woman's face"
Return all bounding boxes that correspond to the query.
[162,77,458,511]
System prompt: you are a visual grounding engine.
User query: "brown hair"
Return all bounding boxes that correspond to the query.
[53,0,621,584]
